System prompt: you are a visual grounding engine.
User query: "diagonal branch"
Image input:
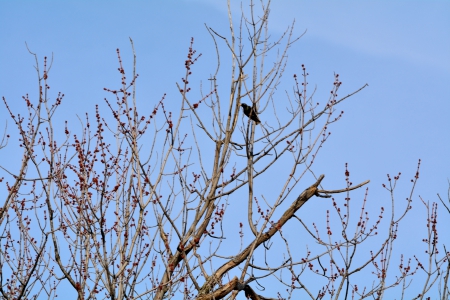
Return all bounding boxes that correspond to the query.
[198,175,326,297]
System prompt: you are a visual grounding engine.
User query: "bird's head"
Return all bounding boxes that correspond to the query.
[240,103,248,109]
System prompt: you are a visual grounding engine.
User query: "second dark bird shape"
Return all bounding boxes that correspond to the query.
[240,103,261,125]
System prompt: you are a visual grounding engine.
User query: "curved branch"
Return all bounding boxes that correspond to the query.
[316,179,370,198]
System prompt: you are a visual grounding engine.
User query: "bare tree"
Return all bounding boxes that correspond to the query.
[1,1,449,299]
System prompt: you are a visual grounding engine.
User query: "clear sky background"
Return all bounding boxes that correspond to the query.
[1,1,449,299]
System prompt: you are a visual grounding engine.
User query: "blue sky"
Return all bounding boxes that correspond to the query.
[1,1,449,298]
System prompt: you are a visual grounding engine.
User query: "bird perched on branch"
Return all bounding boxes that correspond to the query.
[240,103,261,125]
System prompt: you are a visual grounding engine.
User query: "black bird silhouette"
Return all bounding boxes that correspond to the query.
[240,103,261,124]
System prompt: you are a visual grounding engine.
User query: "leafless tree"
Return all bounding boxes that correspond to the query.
[1,1,449,299]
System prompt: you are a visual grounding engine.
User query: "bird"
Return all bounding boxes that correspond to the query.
[240,103,261,125]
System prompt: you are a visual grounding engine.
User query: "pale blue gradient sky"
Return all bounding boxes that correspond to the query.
[1,1,449,298]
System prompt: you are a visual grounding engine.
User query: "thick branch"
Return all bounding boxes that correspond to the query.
[199,175,325,296]
[196,276,241,300]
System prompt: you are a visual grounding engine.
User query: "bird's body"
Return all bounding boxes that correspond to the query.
[240,103,261,124]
